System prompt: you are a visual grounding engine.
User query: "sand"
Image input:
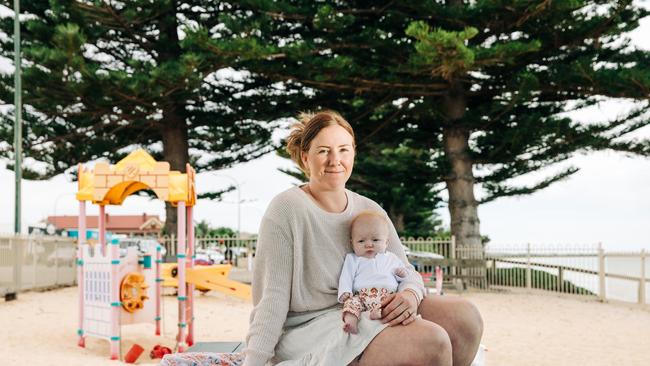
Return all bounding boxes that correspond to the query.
[1,287,649,365]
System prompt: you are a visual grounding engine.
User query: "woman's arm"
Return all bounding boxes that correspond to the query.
[244,216,293,366]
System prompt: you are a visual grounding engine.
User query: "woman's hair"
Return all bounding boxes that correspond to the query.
[285,110,356,176]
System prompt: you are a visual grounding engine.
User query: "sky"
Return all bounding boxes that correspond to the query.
[1,5,650,252]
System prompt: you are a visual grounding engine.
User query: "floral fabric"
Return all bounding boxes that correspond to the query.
[160,352,244,366]
[342,287,392,319]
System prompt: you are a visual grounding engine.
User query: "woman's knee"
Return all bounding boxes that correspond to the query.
[417,322,453,365]
[454,299,484,344]
[420,296,483,344]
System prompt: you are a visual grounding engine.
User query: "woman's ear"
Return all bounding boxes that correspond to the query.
[301,151,308,170]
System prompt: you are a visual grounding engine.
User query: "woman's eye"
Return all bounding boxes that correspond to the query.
[318,150,328,154]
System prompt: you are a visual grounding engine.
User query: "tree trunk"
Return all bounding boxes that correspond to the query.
[161,118,189,248]
[388,205,405,235]
[156,0,187,251]
[442,81,482,251]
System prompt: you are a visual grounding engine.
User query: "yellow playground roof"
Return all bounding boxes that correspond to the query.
[76,149,196,206]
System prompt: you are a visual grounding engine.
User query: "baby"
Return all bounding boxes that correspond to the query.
[338,210,408,334]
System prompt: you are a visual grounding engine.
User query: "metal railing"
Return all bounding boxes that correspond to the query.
[401,239,649,306]
[0,235,77,295]
[486,244,648,305]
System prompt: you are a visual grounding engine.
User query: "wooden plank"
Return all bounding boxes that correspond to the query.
[186,341,245,353]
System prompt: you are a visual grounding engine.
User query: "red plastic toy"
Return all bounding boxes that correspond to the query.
[150,344,173,359]
[125,344,144,363]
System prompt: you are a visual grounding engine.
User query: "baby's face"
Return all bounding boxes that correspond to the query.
[350,216,388,259]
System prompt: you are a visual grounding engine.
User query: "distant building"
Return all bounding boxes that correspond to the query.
[46,213,163,237]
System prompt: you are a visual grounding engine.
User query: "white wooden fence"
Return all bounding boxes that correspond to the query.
[0,235,77,296]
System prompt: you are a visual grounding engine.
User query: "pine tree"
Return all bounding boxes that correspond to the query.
[200,0,650,249]
[0,1,305,235]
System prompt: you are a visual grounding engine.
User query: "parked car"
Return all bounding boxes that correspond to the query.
[118,237,166,257]
[195,248,227,265]
[193,254,214,266]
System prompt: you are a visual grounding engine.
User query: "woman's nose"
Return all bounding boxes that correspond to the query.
[328,151,341,166]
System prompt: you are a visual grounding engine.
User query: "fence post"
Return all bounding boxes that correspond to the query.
[55,238,60,287]
[16,237,24,292]
[32,237,37,290]
[598,242,606,302]
[526,243,532,291]
[246,239,253,271]
[450,235,457,289]
[171,234,176,258]
[640,249,646,305]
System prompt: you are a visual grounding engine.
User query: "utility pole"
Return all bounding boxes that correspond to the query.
[13,0,22,234]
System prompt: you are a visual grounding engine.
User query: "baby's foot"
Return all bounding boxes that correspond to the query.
[343,313,359,334]
[369,309,382,320]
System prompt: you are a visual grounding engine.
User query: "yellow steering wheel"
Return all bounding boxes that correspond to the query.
[120,272,149,313]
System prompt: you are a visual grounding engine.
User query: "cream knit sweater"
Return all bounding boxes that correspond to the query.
[243,186,425,366]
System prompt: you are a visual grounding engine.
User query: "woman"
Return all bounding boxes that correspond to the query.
[244,111,483,366]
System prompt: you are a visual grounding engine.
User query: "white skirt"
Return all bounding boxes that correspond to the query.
[272,308,387,366]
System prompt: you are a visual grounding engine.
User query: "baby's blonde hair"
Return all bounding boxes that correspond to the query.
[350,210,389,231]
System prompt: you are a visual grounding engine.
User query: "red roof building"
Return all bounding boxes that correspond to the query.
[47,213,163,236]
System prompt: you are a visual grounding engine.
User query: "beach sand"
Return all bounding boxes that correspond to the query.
[1,286,649,365]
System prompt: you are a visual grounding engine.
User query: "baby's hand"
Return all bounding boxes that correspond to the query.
[394,267,408,278]
[339,292,352,302]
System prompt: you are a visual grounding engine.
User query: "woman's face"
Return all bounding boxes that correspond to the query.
[301,124,355,190]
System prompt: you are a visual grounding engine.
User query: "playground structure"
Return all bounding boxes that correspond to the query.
[161,263,252,301]
[76,149,197,359]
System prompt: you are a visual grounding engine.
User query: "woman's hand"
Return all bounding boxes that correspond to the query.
[380,290,418,327]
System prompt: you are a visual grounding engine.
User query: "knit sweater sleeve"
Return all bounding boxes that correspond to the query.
[384,211,426,300]
[243,215,293,366]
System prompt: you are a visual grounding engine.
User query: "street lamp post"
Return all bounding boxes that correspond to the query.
[212,174,241,239]
[13,0,22,234]
[211,173,254,270]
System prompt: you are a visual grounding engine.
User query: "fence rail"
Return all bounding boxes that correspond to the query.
[485,244,649,305]
[2,233,647,307]
[0,235,77,296]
